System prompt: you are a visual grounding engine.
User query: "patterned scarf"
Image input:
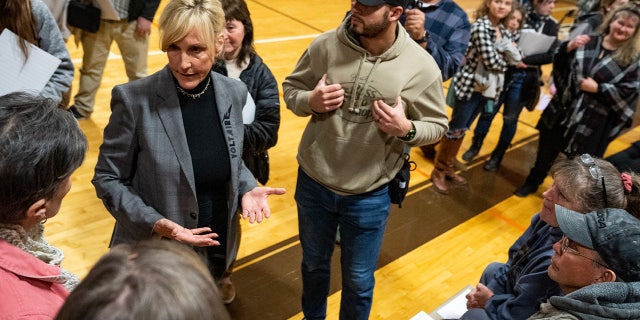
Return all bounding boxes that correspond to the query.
[0,223,79,290]
[527,11,551,32]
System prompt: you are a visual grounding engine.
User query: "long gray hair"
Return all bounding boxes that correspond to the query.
[551,154,640,217]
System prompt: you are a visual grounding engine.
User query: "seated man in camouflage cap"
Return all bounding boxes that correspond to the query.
[529,204,640,319]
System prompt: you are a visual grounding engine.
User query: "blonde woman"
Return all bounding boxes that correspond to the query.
[93,0,286,305]
[430,0,514,193]
[516,5,640,197]
[0,92,87,318]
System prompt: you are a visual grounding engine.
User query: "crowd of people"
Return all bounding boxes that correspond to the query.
[2,0,640,318]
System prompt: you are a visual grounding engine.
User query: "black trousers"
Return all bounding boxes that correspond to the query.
[524,125,568,187]
[606,141,640,174]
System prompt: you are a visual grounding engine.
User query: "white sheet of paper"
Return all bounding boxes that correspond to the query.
[435,287,472,319]
[242,92,256,124]
[0,29,61,96]
[518,29,556,56]
[410,311,436,320]
[536,93,552,111]
[94,0,120,20]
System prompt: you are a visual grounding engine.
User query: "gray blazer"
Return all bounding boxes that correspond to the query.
[93,66,257,270]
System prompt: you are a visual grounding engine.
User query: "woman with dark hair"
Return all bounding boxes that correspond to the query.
[516,5,640,197]
[212,0,280,185]
[0,0,73,107]
[0,92,87,318]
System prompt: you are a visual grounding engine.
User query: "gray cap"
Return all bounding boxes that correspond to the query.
[356,0,411,9]
[555,204,640,282]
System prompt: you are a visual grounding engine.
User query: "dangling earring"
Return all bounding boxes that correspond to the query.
[40,212,48,224]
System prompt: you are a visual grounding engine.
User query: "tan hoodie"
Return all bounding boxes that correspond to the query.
[283,15,448,195]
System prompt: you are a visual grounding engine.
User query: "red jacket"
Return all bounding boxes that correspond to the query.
[0,240,69,319]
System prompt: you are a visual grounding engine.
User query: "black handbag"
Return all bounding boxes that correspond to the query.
[67,0,101,33]
[244,151,270,185]
[389,153,416,208]
[521,69,542,112]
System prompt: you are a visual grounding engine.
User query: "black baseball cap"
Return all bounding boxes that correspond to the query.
[555,204,640,282]
[356,0,411,9]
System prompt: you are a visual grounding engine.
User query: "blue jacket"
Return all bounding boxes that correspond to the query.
[484,214,563,320]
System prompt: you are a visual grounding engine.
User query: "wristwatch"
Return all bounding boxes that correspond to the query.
[399,122,416,141]
[415,31,429,44]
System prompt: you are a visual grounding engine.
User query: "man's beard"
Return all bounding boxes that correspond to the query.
[349,12,390,38]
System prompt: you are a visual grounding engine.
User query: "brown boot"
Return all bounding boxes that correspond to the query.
[434,136,467,189]
[430,166,449,194]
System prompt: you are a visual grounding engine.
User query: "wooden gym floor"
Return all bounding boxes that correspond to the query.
[48,0,640,318]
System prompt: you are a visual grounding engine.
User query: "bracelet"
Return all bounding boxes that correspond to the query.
[399,122,416,141]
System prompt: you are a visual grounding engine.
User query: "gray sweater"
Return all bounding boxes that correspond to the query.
[32,0,74,104]
[528,282,640,319]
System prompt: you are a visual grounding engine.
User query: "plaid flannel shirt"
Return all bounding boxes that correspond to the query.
[412,0,471,81]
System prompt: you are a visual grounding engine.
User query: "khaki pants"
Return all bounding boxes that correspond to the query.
[73,19,148,116]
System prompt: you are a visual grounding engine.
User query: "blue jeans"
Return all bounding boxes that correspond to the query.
[480,262,509,294]
[448,92,488,138]
[295,168,390,320]
[473,70,527,145]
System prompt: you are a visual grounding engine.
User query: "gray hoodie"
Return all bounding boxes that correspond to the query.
[528,282,640,320]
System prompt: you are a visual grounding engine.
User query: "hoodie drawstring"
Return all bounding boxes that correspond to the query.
[347,56,382,114]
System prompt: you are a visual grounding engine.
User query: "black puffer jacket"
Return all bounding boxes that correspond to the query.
[213,54,280,184]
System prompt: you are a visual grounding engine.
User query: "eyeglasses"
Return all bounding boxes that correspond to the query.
[580,154,608,207]
[560,235,609,268]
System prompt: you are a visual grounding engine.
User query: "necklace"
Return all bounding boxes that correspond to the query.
[176,77,211,99]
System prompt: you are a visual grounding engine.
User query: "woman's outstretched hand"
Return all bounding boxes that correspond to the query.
[241,187,287,223]
[153,218,220,247]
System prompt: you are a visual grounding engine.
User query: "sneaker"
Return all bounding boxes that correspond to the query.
[218,277,236,304]
[68,105,88,120]
[514,183,538,197]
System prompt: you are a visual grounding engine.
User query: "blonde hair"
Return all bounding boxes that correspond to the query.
[474,0,514,22]
[159,0,226,56]
[474,0,492,21]
[599,4,640,66]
